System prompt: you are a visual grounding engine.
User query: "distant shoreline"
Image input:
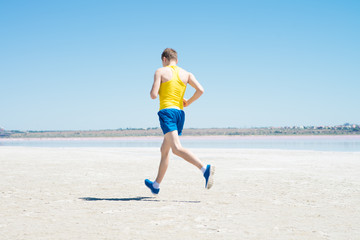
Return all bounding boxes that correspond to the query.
[1,126,359,139]
[2,135,360,141]
[2,135,360,152]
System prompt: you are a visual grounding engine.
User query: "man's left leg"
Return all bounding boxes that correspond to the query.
[155,136,171,184]
[145,136,171,194]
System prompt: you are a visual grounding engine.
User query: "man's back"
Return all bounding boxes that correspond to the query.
[158,65,187,110]
[158,65,189,85]
[150,49,204,108]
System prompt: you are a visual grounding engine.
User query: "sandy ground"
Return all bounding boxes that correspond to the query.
[0,147,359,240]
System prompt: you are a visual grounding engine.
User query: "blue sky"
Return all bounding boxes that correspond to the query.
[1,0,359,130]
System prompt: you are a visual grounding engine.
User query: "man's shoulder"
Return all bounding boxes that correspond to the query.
[177,66,189,74]
[155,66,190,77]
[155,67,168,74]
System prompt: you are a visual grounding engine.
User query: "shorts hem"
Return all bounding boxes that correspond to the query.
[162,129,182,136]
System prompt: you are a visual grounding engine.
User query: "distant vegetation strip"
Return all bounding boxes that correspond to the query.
[1,125,360,138]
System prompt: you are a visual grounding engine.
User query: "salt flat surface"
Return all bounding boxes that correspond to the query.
[1,147,359,239]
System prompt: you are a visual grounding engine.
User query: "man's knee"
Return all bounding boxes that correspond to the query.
[171,145,183,156]
[161,140,171,153]
[161,145,169,154]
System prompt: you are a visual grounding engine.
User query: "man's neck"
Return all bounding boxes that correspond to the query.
[167,61,177,66]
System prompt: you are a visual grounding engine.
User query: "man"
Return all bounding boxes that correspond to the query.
[145,48,215,194]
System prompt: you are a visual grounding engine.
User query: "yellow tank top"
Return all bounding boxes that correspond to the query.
[159,66,187,110]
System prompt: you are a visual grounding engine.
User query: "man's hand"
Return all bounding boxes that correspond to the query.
[184,73,204,106]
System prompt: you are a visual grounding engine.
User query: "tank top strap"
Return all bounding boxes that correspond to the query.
[168,65,180,78]
[168,65,177,71]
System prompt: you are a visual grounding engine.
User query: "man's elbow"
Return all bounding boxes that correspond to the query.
[198,87,205,95]
[150,92,157,99]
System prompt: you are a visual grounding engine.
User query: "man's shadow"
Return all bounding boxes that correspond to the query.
[79,196,200,203]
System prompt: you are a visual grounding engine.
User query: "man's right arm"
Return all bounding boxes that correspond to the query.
[183,73,204,107]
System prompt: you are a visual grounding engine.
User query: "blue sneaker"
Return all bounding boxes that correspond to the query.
[203,165,215,189]
[145,179,160,194]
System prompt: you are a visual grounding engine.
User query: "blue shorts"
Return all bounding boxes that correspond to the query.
[158,108,185,136]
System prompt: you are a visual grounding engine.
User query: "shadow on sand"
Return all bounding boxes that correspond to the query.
[79,196,200,203]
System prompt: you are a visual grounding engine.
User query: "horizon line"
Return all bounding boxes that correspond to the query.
[2,123,360,132]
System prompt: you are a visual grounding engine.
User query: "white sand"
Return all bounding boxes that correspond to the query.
[1,147,359,239]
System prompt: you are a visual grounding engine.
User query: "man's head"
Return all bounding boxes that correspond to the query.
[161,48,178,66]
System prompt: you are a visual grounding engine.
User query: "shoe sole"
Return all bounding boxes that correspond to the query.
[206,166,215,189]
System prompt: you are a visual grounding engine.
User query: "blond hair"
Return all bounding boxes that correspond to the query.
[161,48,177,61]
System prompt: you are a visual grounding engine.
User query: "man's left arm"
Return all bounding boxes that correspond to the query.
[150,69,162,99]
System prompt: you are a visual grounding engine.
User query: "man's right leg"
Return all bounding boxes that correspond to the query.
[165,130,215,189]
[165,130,204,169]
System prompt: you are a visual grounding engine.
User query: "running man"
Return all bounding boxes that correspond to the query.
[145,48,215,194]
